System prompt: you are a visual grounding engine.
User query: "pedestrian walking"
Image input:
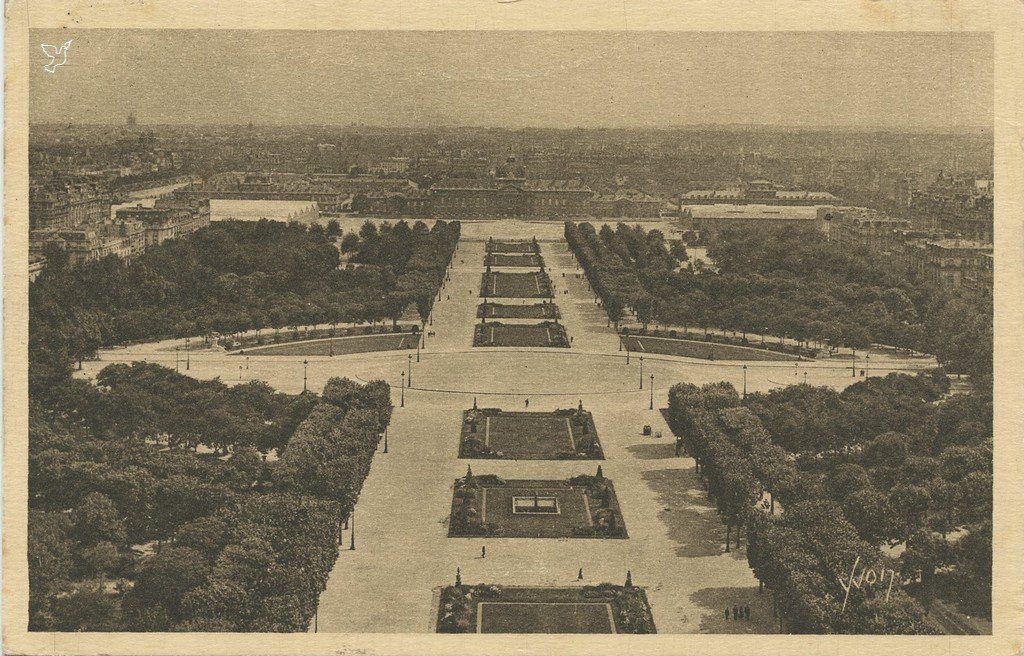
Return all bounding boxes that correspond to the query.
[481,546,486,558]
[525,398,530,408]
[577,568,583,580]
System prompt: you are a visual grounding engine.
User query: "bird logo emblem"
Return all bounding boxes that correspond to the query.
[41,40,73,73]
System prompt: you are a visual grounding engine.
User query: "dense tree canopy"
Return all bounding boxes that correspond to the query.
[666,372,991,632]
[567,222,992,382]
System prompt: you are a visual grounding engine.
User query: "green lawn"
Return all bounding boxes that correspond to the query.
[473,323,568,347]
[478,602,614,633]
[621,335,800,361]
[238,333,414,356]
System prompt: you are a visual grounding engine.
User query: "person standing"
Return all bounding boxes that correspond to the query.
[744,605,750,620]
[577,568,584,581]
[481,546,486,558]
[725,608,730,621]
[525,398,530,408]
[733,605,739,621]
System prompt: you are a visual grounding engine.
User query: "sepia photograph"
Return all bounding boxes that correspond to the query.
[4,2,1022,654]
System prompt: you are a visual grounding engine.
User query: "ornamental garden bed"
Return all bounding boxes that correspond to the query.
[481,271,553,298]
[237,332,416,356]
[459,407,603,459]
[436,581,656,634]
[473,321,569,348]
[486,253,543,267]
[487,238,538,254]
[448,470,626,539]
[620,334,806,362]
[225,323,417,352]
[478,302,560,320]
[622,328,817,359]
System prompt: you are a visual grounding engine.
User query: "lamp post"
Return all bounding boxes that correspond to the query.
[639,356,644,389]
[865,354,870,377]
[349,509,355,550]
[303,359,309,392]
[417,333,421,363]
[743,364,747,399]
[626,348,630,365]
[407,353,413,387]
[851,348,857,378]
[649,374,655,410]
[185,337,191,370]
[175,347,180,372]
[400,371,405,407]
[246,356,250,370]
[383,427,389,453]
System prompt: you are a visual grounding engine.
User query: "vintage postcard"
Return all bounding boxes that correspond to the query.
[4,1,1022,655]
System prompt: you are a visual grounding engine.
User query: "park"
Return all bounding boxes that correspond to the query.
[53,221,984,635]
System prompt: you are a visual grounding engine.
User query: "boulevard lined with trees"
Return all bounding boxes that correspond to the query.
[667,371,992,633]
[29,367,391,631]
[26,219,431,631]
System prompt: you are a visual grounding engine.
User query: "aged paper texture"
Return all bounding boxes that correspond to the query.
[4,1,1022,654]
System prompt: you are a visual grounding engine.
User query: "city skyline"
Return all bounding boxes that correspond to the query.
[30,30,992,130]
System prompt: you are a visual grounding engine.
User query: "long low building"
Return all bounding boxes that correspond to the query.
[679,203,829,235]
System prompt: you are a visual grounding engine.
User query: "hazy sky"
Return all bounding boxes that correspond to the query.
[29,30,992,129]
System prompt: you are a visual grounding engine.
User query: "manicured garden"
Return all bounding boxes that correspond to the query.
[437,581,656,633]
[478,302,560,320]
[486,253,543,267]
[238,332,416,356]
[459,407,603,459]
[487,238,538,254]
[621,334,802,362]
[448,469,627,538]
[480,271,554,298]
[473,321,569,348]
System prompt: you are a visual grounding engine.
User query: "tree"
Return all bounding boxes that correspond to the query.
[126,546,210,629]
[70,492,127,547]
[48,587,118,631]
[325,219,341,237]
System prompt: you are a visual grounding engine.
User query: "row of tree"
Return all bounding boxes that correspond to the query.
[667,381,933,633]
[667,372,992,632]
[30,219,459,396]
[565,222,992,383]
[28,365,392,631]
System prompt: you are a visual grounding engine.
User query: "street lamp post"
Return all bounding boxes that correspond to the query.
[417,333,421,363]
[865,354,870,377]
[851,349,857,378]
[639,356,644,389]
[175,347,180,372]
[349,509,355,550]
[383,427,389,453]
[303,359,309,392]
[246,356,250,370]
[185,337,191,370]
[408,354,413,387]
[743,364,747,399]
[400,371,405,407]
[649,374,654,410]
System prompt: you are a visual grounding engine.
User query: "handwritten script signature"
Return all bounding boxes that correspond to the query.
[837,555,898,612]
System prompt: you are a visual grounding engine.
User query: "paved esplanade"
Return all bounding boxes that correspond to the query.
[80,221,935,634]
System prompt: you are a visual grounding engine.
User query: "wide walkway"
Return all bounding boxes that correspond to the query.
[77,225,937,634]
